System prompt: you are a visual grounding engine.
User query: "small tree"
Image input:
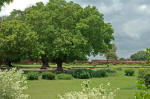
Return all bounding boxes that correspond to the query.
[104,44,118,67]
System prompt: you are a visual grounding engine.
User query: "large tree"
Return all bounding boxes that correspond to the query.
[0,20,38,69]
[24,0,114,71]
[130,51,146,61]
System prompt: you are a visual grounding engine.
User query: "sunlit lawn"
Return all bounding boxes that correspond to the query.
[25,70,138,99]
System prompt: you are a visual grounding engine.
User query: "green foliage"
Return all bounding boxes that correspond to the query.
[104,44,118,61]
[144,74,150,89]
[136,69,150,99]
[0,68,28,99]
[42,72,55,80]
[135,89,150,99]
[65,66,72,70]
[145,48,150,63]
[92,62,99,67]
[72,69,93,79]
[138,69,150,79]
[24,0,114,70]
[93,69,108,78]
[130,51,146,61]
[27,71,39,80]
[57,73,73,80]
[0,20,39,65]
[113,67,122,71]
[0,0,13,10]
[124,69,135,76]
[119,57,126,61]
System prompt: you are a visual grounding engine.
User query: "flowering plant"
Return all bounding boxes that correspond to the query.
[58,80,119,99]
[0,68,28,99]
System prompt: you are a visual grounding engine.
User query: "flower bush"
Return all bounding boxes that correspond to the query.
[0,68,28,99]
[58,80,119,99]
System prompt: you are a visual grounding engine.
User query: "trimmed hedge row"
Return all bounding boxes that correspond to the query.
[26,68,117,80]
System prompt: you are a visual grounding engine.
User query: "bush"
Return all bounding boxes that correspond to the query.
[57,74,73,80]
[144,74,150,89]
[105,68,116,73]
[138,69,150,78]
[58,80,119,99]
[93,69,108,78]
[42,72,55,80]
[124,69,135,76]
[27,71,39,80]
[72,69,93,79]
[0,68,28,99]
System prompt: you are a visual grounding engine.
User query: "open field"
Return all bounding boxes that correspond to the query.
[25,70,138,99]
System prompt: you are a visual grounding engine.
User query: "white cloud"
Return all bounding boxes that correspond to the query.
[122,19,150,39]
[138,5,147,11]
[98,0,123,14]
[0,0,48,16]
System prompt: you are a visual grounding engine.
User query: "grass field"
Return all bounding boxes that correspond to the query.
[25,70,138,99]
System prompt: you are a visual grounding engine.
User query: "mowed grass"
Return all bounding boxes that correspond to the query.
[25,70,138,99]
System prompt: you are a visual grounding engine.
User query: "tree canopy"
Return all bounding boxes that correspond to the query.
[0,20,38,69]
[23,0,114,71]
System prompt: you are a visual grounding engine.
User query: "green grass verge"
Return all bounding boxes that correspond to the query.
[25,70,137,99]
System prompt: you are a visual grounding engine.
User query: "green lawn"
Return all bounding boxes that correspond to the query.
[25,70,138,99]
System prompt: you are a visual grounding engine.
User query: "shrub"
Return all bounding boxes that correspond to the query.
[57,74,73,80]
[135,89,150,99]
[144,74,150,89]
[42,72,55,80]
[105,68,116,73]
[0,68,28,99]
[138,69,150,78]
[93,69,108,78]
[124,69,135,76]
[72,69,93,79]
[58,80,119,99]
[27,71,39,80]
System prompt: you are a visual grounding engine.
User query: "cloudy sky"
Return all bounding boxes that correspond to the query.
[0,0,150,59]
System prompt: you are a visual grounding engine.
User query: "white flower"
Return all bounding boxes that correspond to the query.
[58,80,119,99]
[0,68,28,99]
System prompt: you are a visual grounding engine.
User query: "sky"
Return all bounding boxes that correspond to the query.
[0,0,150,59]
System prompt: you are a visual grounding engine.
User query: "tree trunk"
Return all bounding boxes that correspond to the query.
[56,60,63,71]
[106,58,109,68]
[41,55,49,69]
[5,58,12,70]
